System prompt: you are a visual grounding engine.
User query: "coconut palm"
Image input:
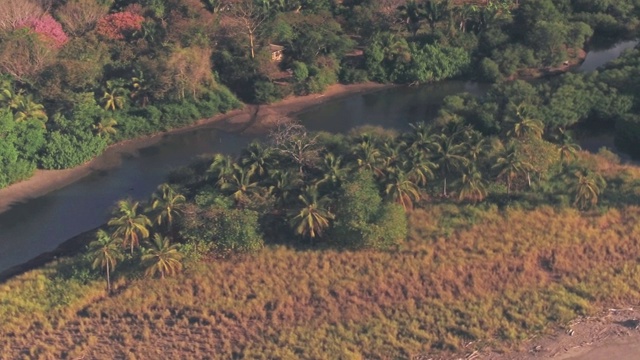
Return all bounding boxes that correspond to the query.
[12,94,47,126]
[221,165,260,207]
[431,133,470,197]
[108,199,151,254]
[352,137,384,177]
[405,122,438,154]
[93,118,118,138]
[207,154,235,186]
[569,170,606,210]
[317,153,349,191]
[288,187,335,240]
[268,169,303,209]
[240,141,273,178]
[383,170,421,212]
[555,129,581,163]
[405,149,436,187]
[506,104,544,139]
[151,183,186,228]
[102,80,127,111]
[142,234,183,279]
[492,143,533,194]
[88,229,123,293]
[424,0,450,33]
[457,167,488,203]
[397,0,426,37]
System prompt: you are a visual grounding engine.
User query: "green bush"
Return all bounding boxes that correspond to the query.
[339,67,369,84]
[332,171,407,249]
[39,131,107,169]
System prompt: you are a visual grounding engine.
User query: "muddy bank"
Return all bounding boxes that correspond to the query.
[0,82,389,216]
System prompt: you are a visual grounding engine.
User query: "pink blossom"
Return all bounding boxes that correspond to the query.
[17,14,68,48]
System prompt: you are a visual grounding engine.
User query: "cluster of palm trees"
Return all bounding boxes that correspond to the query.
[88,183,186,292]
[201,119,557,242]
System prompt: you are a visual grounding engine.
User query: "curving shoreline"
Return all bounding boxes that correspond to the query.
[0,82,391,216]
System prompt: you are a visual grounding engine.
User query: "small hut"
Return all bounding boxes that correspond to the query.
[269,44,284,62]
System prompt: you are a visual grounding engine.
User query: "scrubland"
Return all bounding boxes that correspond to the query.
[3,201,640,359]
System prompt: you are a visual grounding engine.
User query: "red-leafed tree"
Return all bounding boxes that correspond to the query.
[95,11,145,41]
[17,14,68,48]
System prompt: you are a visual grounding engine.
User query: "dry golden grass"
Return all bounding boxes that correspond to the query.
[3,203,640,358]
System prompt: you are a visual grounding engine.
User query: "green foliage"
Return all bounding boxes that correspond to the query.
[332,171,406,249]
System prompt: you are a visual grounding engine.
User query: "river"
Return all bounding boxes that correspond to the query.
[0,39,636,273]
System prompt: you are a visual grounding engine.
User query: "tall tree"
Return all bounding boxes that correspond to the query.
[289,187,334,240]
[383,170,421,212]
[151,183,186,228]
[221,0,269,59]
[569,169,606,210]
[492,142,533,194]
[142,234,184,279]
[108,199,151,254]
[88,229,123,293]
[431,133,469,197]
[457,167,488,203]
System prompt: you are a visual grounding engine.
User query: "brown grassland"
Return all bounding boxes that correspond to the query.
[3,160,640,360]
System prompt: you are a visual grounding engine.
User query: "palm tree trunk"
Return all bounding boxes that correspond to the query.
[443,177,447,197]
[106,261,111,294]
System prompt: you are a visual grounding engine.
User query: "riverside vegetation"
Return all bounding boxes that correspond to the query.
[4,0,640,359]
[3,99,640,358]
[2,0,640,187]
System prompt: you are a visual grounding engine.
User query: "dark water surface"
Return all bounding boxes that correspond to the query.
[0,40,636,273]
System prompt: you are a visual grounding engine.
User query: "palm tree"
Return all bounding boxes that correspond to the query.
[288,187,335,240]
[457,167,488,203]
[397,0,426,37]
[317,153,349,191]
[108,199,151,254]
[352,137,384,177]
[93,118,118,138]
[221,165,260,207]
[569,170,606,210]
[207,154,235,186]
[12,94,47,126]
[405,149,436,187]
[555,129,581,164]
[151,183,186,228]
[88,230,123,293]
[405,122,438,154]
[506,104,544,139]
[102,80,127,111]
[384,170,421,212]
[240,141,272,178]
[142,234,183,279]
[492,143,533,194]
[424,0,450,33]
[130,70,151,107]
[268,169,303,209]
[431,133,469,197]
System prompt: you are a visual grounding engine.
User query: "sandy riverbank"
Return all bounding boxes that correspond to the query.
[0,82,390,215]
[470,306,640,360]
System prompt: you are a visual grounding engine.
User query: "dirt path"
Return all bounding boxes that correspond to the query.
[0,82,390,215]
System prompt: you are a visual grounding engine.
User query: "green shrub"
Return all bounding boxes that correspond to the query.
[39,131,107,169]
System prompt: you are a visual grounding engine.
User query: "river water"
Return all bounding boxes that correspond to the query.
[0,40,636,273]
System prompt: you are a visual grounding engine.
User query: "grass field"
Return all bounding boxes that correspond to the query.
[2,198,640,359]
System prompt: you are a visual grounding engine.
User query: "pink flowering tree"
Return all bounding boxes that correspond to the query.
[17,14,68,48]
[95,12,145,40]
